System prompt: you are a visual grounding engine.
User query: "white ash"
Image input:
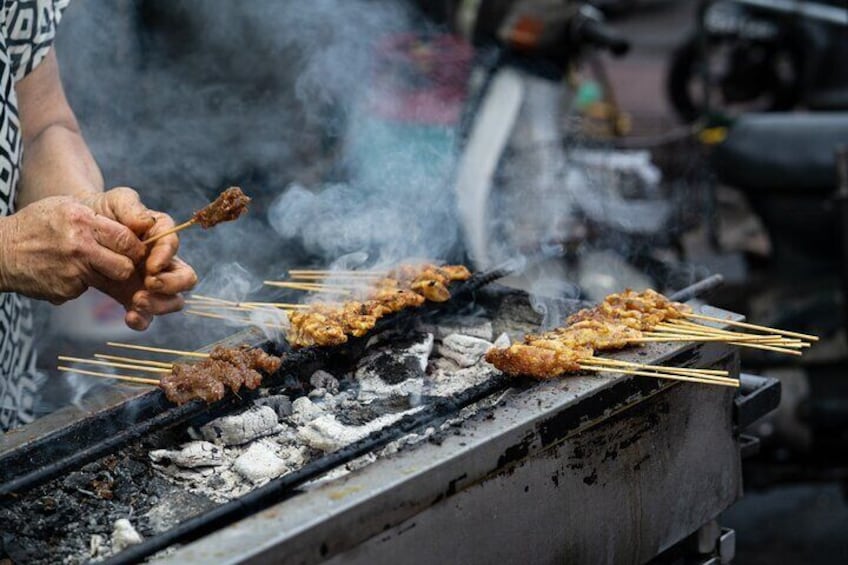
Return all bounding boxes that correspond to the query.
[493,332,511,348]
[199,406,283,446]
[111,519,143,553]
[233,440,289,484]
[290,396,326,425]
[303,452,379,489]
[437,334,492,367]
[149,319,504,506]
[149,441,225,469]
[297,410,419,453]
[89,534,107,560]
[417,317,494,341]
[310,370,340,394]
[427,364,499,397]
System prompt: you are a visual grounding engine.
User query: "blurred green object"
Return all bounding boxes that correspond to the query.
[575,79,603,109]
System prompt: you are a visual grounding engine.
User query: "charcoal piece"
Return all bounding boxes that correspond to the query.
[254,394,293,418]
[199,406,282,446]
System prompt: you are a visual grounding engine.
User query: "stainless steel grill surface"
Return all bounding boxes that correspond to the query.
[0,280,771,564]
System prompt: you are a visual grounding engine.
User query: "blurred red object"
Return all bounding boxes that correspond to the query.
[367,33,474,125]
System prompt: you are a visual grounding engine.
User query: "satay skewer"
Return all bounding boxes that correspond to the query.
[142,219,196,245]
[578,364,739,387]
[685,312,819,341]
[57,366,160,386]
[184,309,288,329]
[654,323,808,348]
[142,186,250,245]
[106,342,210,358]
[287,270,387,276]
[581,360,737,384]
[263,281,353,295]
[93,354,174,368]
[57,356,170,374]
[583,357,731,377]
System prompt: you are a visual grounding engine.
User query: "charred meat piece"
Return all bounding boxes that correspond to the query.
[192,186,251,229]
[160,345,282,405]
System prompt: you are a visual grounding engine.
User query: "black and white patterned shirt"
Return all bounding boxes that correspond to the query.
[0,0,69,431]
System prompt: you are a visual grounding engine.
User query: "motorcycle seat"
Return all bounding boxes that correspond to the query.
[712,113,848,195]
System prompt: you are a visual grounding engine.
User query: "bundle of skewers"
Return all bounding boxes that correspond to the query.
[184,263,473,348]
[58,341,282,405]
[485,288,818,387]
[57,276,818,404]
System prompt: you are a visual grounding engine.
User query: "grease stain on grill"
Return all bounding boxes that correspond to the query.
[583,470,598,485]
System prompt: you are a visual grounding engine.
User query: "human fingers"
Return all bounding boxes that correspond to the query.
[143,213,180,275]
[96,187,156,236]
[131,289,186,316]
[144,257,197,294]
[90,214,145,265]
[124,309,152,331]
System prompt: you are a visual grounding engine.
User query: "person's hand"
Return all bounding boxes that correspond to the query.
[0,195,145,304]
[81,187,198,330]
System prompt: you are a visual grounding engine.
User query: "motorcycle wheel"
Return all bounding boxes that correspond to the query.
[666,34,803,123]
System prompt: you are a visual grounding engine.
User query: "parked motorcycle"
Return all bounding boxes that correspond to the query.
[667,0,848,123]
[440,0,705,300]
[708,110,848,487]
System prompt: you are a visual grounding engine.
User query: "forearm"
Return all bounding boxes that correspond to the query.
[16,122,104,209]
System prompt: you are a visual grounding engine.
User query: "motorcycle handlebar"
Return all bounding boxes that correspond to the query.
[577,18,631,56]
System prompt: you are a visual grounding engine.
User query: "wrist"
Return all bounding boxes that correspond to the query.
[0,215,19,293]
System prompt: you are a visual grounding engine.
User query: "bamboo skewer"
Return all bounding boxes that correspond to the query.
[57,355,171,373]
[142,219,197,245]
[106,342,209,358]
[581,363,737,385]
[189,294,239,305]
[57,356,170,374]
[686,312,819,342]
[655,322,808,348]
[643,331,782,343]
[93,354,174,368]
[239,302,308,309]
[187,298,307,310]
[286,275,382,282]
[263,281,353,295]
[287,270,386,276]
[578,364,739,387]
[57,366,160,386]
[583,357,731,377]
[185,309,288,329]
[629,335,780,343]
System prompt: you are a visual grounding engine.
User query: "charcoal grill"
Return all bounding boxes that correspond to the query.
[0,275,779,564]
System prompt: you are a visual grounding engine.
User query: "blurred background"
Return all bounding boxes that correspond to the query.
[33,1,848,562]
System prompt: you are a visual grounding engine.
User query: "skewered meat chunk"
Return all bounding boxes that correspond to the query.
[286,263,468,348]
[160,345,282,405]
[532,320,642,350]
[192,186,251,228]
[484,343,590,379]
[487,289,691,379]
[566,289,691,330]
[410,279,451,302]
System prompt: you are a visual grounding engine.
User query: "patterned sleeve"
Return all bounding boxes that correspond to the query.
[6,0,70,82]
